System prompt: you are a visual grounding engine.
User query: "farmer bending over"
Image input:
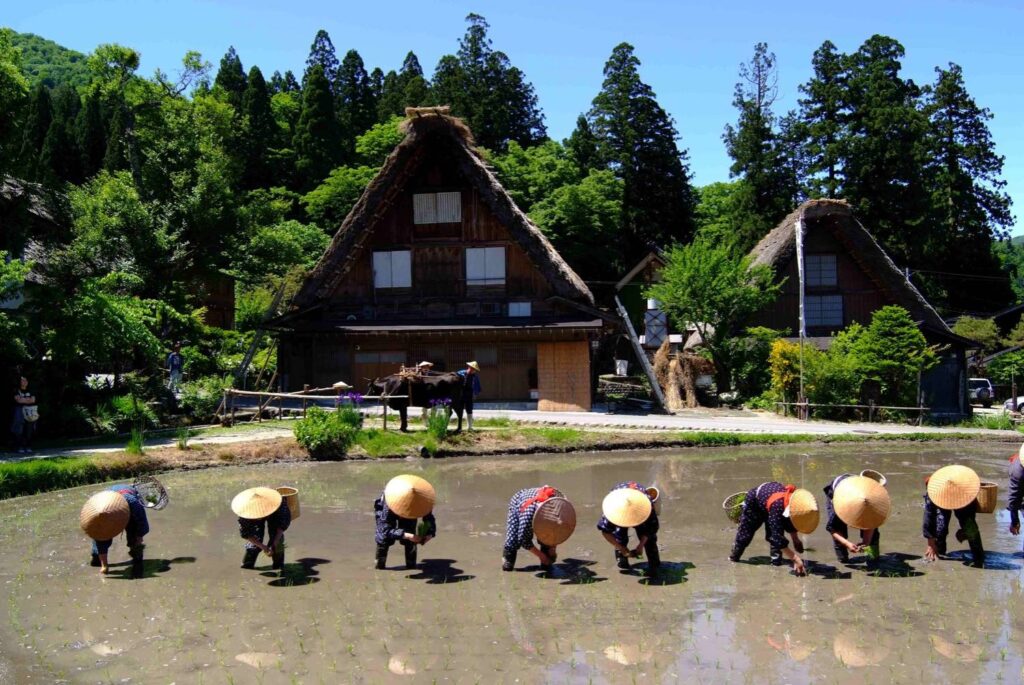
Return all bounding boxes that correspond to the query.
[81,486,150,578]
[233,487,291,571]
[729,482,818,576]
[375,475,436,570]
[823,473,890,567]
[503,486,576,572]
[923,465,984,567]
[597,481,661,575]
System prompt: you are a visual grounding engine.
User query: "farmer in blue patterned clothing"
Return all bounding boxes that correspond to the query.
[233,487,291,571]
[597,481,661,573]
[503,486,576,571]
[81,485,150,578]
[729,482,818,576]
[823,474,881,564]
[375,475,437,570]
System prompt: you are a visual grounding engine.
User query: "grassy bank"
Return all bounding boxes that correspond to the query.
[0,427,1013,501]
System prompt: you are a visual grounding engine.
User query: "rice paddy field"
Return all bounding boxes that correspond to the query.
[1,442,1022,684]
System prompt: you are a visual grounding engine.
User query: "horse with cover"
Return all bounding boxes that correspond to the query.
[368,373,468,432]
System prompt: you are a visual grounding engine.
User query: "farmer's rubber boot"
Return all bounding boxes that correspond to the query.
[404,542,417,570]
[729,543,744,563]
[769,547,785,566]
[833,542,850,564]
[502,550,516,572]
[375,544,388,570]
[129,544,145,579]
[241,547,260,569]
[272,550,285,571]
[615,550,631,570]
[467,414,474,431]
[90,553,101,568]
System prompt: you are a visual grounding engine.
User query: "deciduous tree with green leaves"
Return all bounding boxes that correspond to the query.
[645,237,781,390]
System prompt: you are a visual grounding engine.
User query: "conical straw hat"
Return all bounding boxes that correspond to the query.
[602,488,652,528]
[231,487,283,519]
[785,488,819,534]
[80,490,130,540]
[834,476,891,529]
[533,497,576,545]
[384,475,435,519]
[927,465,980,510]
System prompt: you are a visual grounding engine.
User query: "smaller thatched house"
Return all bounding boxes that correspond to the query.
[747,198,974,417]
[273,109,601,410]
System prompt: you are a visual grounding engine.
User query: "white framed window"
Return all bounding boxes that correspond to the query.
[413,191,462,224]
[509,302,531,317]
[466,246,505,286]
[805,254,837,287]
[806,295,843,327]
[373,250,412,289]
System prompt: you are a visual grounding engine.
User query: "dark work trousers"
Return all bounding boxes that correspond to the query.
[609,527,661,570]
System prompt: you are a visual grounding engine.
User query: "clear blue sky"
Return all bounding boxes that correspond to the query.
[8,0,1024,233]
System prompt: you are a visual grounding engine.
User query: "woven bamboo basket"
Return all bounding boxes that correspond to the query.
[276,486,301,520]
[722,491,746,524]
[975,482,998,514]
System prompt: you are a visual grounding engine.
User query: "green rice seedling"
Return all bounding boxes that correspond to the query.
[125,427,145,455]
[176,427,193,450]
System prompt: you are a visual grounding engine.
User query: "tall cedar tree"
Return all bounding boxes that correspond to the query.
[214,46,247,109]
[293,64,340,191]
[577,43,697,262]
[304,30,338,92]
[431,14,545,151]
[76,88,106,178]
[378,53,427,119]
[369,67,384,102]
[270,70,300,94]
[241,65,275,189]
[723,43,799,251]
[39,83,82,183]
[18,83,52,180]
[798,41,846,198]
[924,63,1014,310]
[840,36,931,267]
[335,50,377,162]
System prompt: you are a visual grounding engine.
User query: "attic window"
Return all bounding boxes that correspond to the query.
[466,247,505,287]
[373,250,412,289]
[414,192,462,224]
[805,254,837,287]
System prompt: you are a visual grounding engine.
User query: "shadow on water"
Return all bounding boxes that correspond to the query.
[531,558,607,585]
[807,562,852,580]
[631,560,693,586]
[109,556,196,580]
[947,550,1021,570]
[264,557,328,587]
[405,558,474,584]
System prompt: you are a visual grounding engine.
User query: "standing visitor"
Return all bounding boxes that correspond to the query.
[166,343,184,392]
[80,485,150,578]
[374,474,436,570]
[11,375,37,454]
[923,465,984,567]
[597,481,661,575]
[457,361,481,431]
[729,482,818,576]
[503,486,576,571]
[233,487,291,571]
[823,473,890,566]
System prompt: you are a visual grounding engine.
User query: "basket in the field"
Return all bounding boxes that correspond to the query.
[276,487,301,520]
[133,475,169,510]
[723,491,747,524]
[975,482,998,514]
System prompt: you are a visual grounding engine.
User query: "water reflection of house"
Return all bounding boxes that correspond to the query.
[272,110,602,410]
[747,199,974,418]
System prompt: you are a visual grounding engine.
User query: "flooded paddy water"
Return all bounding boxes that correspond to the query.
[2,441,1024,684]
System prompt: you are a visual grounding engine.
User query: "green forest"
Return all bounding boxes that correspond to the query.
[0,15,1019,436]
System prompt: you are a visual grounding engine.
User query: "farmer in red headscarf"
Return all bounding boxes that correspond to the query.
[503,486,566,571]
[728,481,818,576]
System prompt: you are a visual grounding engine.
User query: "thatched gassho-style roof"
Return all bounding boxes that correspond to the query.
[292,109,594,308]
[749,198,952,334]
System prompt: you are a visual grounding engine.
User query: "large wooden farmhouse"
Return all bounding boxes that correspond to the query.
[274,110,601,410]
[747,199,974,418]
